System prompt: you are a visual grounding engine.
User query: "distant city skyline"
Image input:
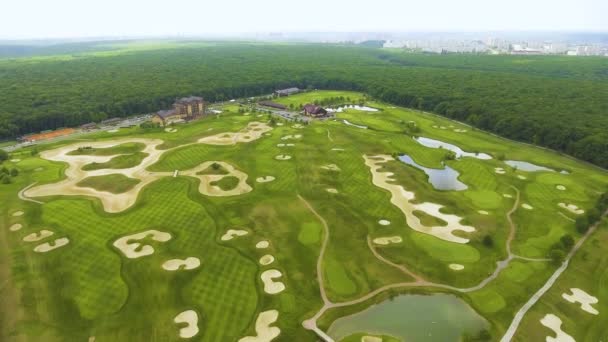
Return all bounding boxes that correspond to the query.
[1,0,607,39]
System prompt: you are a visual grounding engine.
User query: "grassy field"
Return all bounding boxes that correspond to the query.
[1,91,607,341]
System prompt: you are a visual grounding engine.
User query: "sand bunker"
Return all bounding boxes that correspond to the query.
[503,194,513,198]
[34,238,70,253]
[321,164,341,172]
[522,203,534,210]
[378,219,391,226]
[275,155,292,160]
[540,314,575,342]
[12,211,24,217]
[326,188,339,194]
[256,240,270,249]
[449,263,465,271]
[361,336,382,342]
[34,167,44,172]
[478,210,489,215]
[281,134,302,141]
[517,175,527,180]
[453,129,467,133]
[113,230,172,259]
[256,176,275,183]
[198,122,272,145]
[292,124,304,129]
[164,127,178,133]
[276,123,284,126]
[162,257,201,271]
[10,159,21,163]
[238,310,280,342]
[373,236,403,245]
[259,254,275,266]
[260,269,285,294]
[23,230,54,242]
[364,155,475,244]
[221,229,249,241]
[9,223,22,232]
[331,148,345,151]
[495,167,506,174]
[558,203,584,215]
[182,161,253,197]
[562,288,599,315]
[174,310,199,338]
[556,185,566,191]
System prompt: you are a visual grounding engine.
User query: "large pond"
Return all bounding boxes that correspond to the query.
[328,294,488,342]
[328,105,379,113]
[504,160,555,172]
[415,137,492,160]
[398,154,467,191]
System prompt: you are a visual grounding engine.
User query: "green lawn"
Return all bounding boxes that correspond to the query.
[77,174,140,193]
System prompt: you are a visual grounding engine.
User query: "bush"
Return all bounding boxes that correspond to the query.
[575,216,590,234]
[1,175,10,184]
[482,235,494,248]
[560,234,574,249]
[9,168,18,177]
[0,149,8,162]
[549,249,565,265]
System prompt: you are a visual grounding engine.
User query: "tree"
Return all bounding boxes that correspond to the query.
[482,235,494,248]
[549,249,565,265]
[560,234,574,249]
[0,150,7,162]
[10,168,18,177]
[1,175,10,184]
[575,216,590,234]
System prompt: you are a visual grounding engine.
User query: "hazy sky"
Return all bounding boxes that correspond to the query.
[1,0,606,39]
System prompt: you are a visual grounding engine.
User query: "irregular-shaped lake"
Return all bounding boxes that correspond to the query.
[504,160,555,172]
[398,154,467,191]
[328,294,488,342]
[415,137,492,160]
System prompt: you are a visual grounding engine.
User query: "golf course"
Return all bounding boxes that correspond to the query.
[2,90,608,341]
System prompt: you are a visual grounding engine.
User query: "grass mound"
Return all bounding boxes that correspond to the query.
[67,142,145,156]
[77,174,140,193]
[210,176,240,191]
[81,152,148,170]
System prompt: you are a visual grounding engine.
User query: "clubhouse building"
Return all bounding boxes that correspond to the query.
[152,96,207,126]
[303,104,327,117]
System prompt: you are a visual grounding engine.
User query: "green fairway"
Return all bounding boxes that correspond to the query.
[2,90,607,342]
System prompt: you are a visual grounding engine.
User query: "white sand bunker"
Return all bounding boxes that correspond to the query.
[556,185,566,191]
[34,238,70,253]
[256,176,275,183]
[238,310,280,342]
[378,219,391,226]
[478,210,489,215]
[174,310,199,338]
[10,159,21,163]
[259,254,275,266]
[503,194,513,198]
[292,124,304,129]
[181,161,253,197]
[559,203,585,215]
[326,188,339,194]
[23,230,54,242]
[275,155,291,161]
[453,129,467,133]
[522,203,534,210]
[517,175,527,180]
[34,167,44,172]
[321,164,341,172]
[261,269,285,294]
[562,288,599,315]
[198,122,272,145]
[361,336,382,342]
[12,211,24,217]
[276,122,284,126]
[256,240,270,249]
[364,155,475,244]
[281,134,302,140]
[107,129,119,133]
[113,230,172,259]
[331,148,344,151]
[276,143,295,147]
[449,263,465,271]
[373,236,402,245]
[540,314,575,342]
[495,167,506,174]
[164,127,178,133]
[9,223,22,232]
[162,257,201,271]
[221,229,249,241]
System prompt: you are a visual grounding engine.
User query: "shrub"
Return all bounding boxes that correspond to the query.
[10,168,18,177]
[0,150,7,162]
[482,235,494,248]
[559,234,574,249]
[549,249,565,265]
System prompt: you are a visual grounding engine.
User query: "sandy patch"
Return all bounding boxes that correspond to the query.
[556,185,566,191]
[453,129,467,133]
[449,263,465,271]
[364,155,475,244]
[10,159,21,163]
[9,223,22,232]
[221,229,249,241]
[281,134,302,140]
[260,269,285,294]
[162,257,201,271]
[292,124,304,129]
[238,310,280,342]
[361,336,382,342]
[540,314,575,342]
[256,176,275,183]
[164,127,178,133]
[326,188,339,194]
[256,240,270,249]
[503,194,513,198]
[321,164,341,172]
[562,288,599,315]
[558,203,584,215]
[478,210,489,215]
[12,211,24,217]
[259,254,275,266]
[331,148,344,151]
[34,167,44,171]
[113,230,172,259]
[373,236,403,245]
[378,219,391,226]
[198,122,272,145]
[522,203,534,210]
[275,155,291,161]
[517,175,527,180]
[182,161,253,197]
[276,122,284,126]
[107,129,119,133]
[23,230,54,242]
[495,167,506,174]
[34,238,70,253]
[174,310,199,338]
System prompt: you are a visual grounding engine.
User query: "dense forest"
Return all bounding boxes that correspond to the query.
[0,42,607,167]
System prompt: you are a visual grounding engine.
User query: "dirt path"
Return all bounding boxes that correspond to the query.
[326,129,333,142]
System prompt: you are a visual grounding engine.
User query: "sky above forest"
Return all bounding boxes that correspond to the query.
[1,0,607,39]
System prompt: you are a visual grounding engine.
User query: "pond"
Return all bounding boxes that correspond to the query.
[398,154,467,191]
[328,105,379,113]
[328,294,488,342]
[504,160,555,172]
[414,137,492,160]
[343,119,368,129]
